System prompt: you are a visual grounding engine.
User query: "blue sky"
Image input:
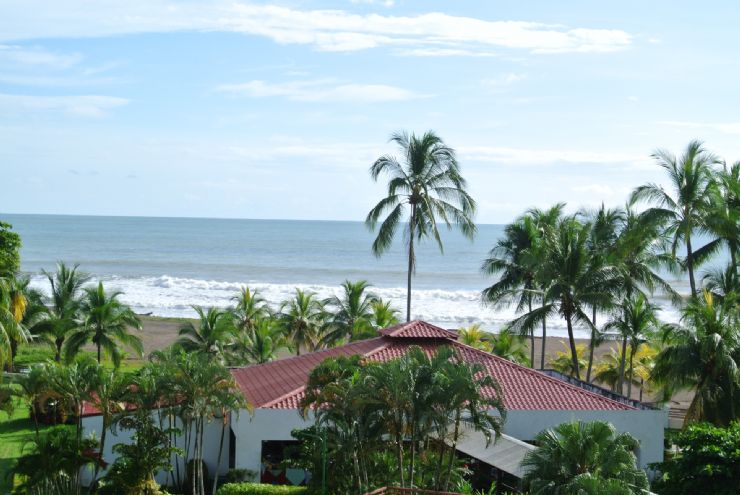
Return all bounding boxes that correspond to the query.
[1,0,739,223]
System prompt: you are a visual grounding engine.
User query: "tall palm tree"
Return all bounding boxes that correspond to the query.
[64,282,143,366]
[176,306,235,362]
[231,287,271,336]
[522,420,649,495]
[699,160,739,271]
[581,205,624,382]
[549,341,588,378]
[511,217,620,380]
[482,216,539,366]
[604,294,660,397]
[321,280,378,345]
[278,289,325,355]
[367,130,476,322]
[87,364,131,488]
[630,140,720,298]
[229,318,290,364]
[651,290,740,426]
[35,262,90,362]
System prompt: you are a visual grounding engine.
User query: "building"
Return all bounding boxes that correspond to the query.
[81,320,667,486]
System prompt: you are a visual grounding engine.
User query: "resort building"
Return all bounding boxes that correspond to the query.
[81,320,667,487]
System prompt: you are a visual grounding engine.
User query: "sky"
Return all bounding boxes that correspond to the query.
[1,0,739,224]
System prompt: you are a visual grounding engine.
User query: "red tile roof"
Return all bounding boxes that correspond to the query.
[231,320,635,411]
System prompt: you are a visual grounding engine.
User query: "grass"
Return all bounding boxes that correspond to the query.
[0,401,38,493]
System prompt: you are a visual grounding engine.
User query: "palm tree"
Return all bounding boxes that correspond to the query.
[370,299,401,330]
[549,341,587,378]
[697,160,738,271]
[581,205,624,382]
[321,280,378,345]
[278,289,324,355]
[367,130,476,322]
[522,420,649,494]
[64,282,143,366]
[489,328,530,366]
[87,364,131,488]
[457,323,492,351]
[13,364,55,440]
[482,216,540,366]
[593,349,623,392]
[702,263,738,303]
[651,290,740,426]
[511,217,620,380]
[603,294,660,396]
[176,306,235,362]
[231,287,271,335]
[630,140,720,298]
[0,274,32,370]
[35,262,90,362]
[229,318,290,364]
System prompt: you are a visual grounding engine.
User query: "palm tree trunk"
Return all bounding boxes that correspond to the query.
[396,430,405,487]
[540,300,547,370]
[55,337,63,362]
[97,341,101,364]
[92,414,108,492]
[406,206,416,323]
[627,347,636,398]
[443,410,461,491]
[686,233,697,298]
[565,313,581,380]
[212,416,227,495]
[618,336,628,395]
[586,307,596,382]
[528,297,535,368]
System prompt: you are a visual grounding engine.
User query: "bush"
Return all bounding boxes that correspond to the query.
[650,422,740,495]
[216,483,308,495]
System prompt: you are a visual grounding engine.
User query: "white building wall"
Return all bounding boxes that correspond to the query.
[501,409,668,468]
[80,411,232,486]
[231,409,313,475]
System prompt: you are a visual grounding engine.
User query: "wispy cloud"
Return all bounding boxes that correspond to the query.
[458,146,647,167]
[394,48,496,57]
[216,79,425,102]
[0,2,632,55]
[658,120,740,135]
[482,73,526,92]
[0,93,129,117]
[0,44,82,68]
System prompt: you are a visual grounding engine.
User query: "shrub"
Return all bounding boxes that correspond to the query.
[651,422,740,495]
[216,482,308,495]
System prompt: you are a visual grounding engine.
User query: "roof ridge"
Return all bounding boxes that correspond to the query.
[450,340,635,411]
[261,385,307,409]
[230,336,387,373]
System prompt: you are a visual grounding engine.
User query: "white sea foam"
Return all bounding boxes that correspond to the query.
[28,274,683,339]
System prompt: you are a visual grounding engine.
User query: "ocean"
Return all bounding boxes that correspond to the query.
[3,213,699,339]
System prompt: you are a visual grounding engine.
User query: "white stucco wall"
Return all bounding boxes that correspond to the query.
[231,408,313,475]
[80,410,232,486]
[501,409,668,468]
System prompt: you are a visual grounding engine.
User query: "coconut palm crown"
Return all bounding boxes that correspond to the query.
[367,130,476,322]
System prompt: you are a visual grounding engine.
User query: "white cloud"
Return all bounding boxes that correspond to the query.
[0,2,632,54]
[0,44,82,68]
[0,93,129,117]
[395,48,496,57]
[350,0,395,6]
[658,120,740,136]
[458,146,646,166]
[216,79,425,102]
[482,73,526,92]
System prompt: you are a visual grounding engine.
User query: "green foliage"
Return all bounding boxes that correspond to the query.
[105,412,182,494]
[0,221,21,276]
[216,483,308,495]
[296,347,505,493]
[522,420,648,495]
[651,422,740,495]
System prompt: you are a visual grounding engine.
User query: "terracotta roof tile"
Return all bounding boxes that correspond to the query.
[231,321,635,412]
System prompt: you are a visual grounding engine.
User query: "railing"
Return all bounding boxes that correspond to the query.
[539,369,657,410]
[363,488,463,495]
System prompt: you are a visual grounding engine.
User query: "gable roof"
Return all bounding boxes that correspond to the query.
[230,320,635,412]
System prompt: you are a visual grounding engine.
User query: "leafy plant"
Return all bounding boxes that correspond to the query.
[216,483,307,495]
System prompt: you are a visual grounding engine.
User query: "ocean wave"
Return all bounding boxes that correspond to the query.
[27,274,683,339]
